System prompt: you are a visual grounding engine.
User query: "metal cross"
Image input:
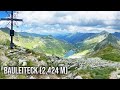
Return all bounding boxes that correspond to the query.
[0,11,23,49]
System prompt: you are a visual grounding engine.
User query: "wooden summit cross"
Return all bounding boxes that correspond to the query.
[0,11,23,49]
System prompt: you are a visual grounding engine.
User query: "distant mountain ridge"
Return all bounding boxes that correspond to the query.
[68,30,120,61]
[0,27,10,33]
[113,32,120,39]
[54,32,96,44]
[19,32,46,37]
[74,31,110,52]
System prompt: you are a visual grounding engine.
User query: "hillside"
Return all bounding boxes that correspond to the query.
[94,33,120,51]
[14,35,73,57]
[0,28,73,57]
[68,31,120,60]
[91,45,120,62]
[67,31,110,58]
[0,30,10,46]
[0,29,74,79]
[75,31,109,51]
[89,33,120,61]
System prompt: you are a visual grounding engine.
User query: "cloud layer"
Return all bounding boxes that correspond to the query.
[1,11,120,34]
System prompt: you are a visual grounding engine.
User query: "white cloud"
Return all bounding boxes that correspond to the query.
[1,11,120,34]
[66,24,120,33]
[17,11,117,25]
[0,21,10,28]
[17,11,56,24]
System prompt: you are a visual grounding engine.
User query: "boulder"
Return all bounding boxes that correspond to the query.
[66,73,74,79]
[19,59,27,66]
[74,75,82,79]
[29,76,36,79]
[22,61,27,66]
[117,75,120,79]
[39,60,47,66]
[7,75,17,79]
[58,64,65,67]
[8,60,17,66]
[44,76,50,79]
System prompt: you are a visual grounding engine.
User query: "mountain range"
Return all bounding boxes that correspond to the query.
[89,33,120,62]
[1,27,120,62]
[68,31,120,61]
[54,32,95,44]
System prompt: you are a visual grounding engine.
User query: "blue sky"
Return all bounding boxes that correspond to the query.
[0,11,8,18]
[0,11,120,35]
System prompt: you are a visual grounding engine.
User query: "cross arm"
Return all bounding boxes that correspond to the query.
[0,18,23,21]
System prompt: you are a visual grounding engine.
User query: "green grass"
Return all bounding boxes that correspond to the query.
[26,48,36,54]
[76,67,116,79]
[37,54,49,62]
[101,53,120,62]
[92,45,120,62]
[26,60,35,67]
[0,61,6,79]
[17,75,27,79]
[33,39,73,57]
[0,29,73,57]
[14,35,73,57]
[0,71,5,79]
[75,42,97,53]
[0,31,10,45]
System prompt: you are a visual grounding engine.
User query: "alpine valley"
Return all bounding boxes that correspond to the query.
[1,27,120,79]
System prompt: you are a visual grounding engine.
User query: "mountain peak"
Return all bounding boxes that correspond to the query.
[0,27,10,33]
[105,33,119,43]
[94,33,120,51]
[99,30,109,35]
[0,27,10,30]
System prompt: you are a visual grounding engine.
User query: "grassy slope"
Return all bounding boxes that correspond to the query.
[32,37,73,57]
[91,45,120,62]
[75,34,107,53]
[75,67,116,79]
[14,34,73,57]
[71,35,104,58]
[0,29,73,57]
[0,31,10,46]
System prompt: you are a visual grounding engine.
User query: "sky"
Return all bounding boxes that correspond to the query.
[0,11,120,35]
